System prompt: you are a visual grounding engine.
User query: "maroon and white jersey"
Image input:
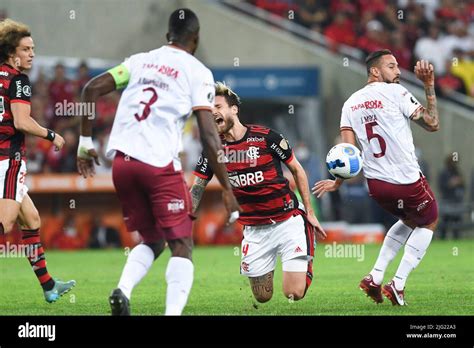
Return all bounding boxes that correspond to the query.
[193,124,301,226]
[106,45,215,170]
[340,82,423,184]
[0,63,31,161]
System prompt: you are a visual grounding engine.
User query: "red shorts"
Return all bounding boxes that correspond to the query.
[367,174,438,227]
[112,152,192,243]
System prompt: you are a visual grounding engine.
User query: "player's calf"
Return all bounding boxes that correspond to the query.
[249,272,274,303]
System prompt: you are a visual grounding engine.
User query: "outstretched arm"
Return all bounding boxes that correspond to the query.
[312,129,356,198]
[285,157,326,239]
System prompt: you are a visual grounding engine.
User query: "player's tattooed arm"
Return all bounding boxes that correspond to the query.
[412,60,439,132]
[190,177,210,213]
[249,271,274,303]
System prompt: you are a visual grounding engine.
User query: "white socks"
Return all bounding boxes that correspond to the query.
[118,244,155,300]
[165,257,194,316]
[393,227,433,290]
[370,220,413,285]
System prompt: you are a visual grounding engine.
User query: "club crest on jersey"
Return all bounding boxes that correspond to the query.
[246,146,260,160]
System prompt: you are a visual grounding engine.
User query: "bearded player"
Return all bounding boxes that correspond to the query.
[191,82,326,303]
[0,19,75,303]
[314,50,439,306]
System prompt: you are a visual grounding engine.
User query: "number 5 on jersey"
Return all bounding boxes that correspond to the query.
[365,121,386,158]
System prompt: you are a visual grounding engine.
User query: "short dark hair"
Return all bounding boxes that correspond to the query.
[215,81,241,115]
[168,8,199,44]
[365,49,392,75]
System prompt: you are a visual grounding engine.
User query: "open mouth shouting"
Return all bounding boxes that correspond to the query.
[215,116,225,126]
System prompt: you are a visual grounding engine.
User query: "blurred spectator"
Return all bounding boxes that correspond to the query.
[182,119,202,172]
[253,0,295,18]
[390,31,412,70]
[450,48,474,97]
[436,60,467,98]
[88,217,121,249]
[49,63,76,105]
[339,174,373,223]
[440,20,474,62]
[356,20,387,55]
[416,147,431,181]
[438,155,465,239]
[379,3,403,32]
[294,141,321,186]
[44,128,78,172]
[25,136,45,174]
[358,0,387,16]
[295,0,330,32]
[324,12,356,49]
[51,215,84,250]
[414,24,447,74]
[95,91,120,134]
[75,61,91,95]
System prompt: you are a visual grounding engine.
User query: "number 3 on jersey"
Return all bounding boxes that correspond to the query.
[135,87,158,122]
[365,121,386,158]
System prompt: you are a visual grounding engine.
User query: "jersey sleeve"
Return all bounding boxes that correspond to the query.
[266,129,294,164]
[340,103,352,131]
[191,67,215,112]
[392,84,423,119]
[8,74,31,104]
[193,153,214,180]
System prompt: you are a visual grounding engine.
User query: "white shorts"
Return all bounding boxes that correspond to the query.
[0,159,28,203]
[240,214,315,279]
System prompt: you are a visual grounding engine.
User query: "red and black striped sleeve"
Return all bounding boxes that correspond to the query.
[193,153,214,181]
[266,129,294,164]
[8,74,32,105]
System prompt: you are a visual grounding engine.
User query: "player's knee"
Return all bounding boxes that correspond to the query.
[168,238,193,260]
[254,291,273,303]
[283,286,306,301]
[144,240,166,260]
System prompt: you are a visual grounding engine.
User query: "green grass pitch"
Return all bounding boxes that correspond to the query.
[0,240,473,315]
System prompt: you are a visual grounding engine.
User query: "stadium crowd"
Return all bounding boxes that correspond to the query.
[250,0,474,98]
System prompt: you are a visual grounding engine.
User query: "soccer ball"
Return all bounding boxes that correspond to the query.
[325,143,363,179]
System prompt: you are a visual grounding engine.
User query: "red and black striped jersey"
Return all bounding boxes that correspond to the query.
[0,63,31,161]
[193,124,302,226]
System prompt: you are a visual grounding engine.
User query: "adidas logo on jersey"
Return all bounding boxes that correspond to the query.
[294,246,303,253]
